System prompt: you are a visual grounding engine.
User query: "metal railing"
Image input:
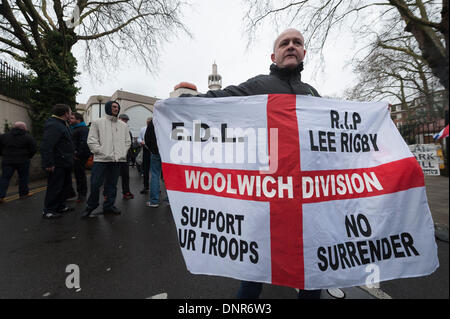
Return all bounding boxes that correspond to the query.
[397,119,446,145]
[0,59,30,103]
[397,118,448,175]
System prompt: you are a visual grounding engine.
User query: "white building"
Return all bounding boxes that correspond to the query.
[208,62,222,90]
[169,82,199,98]
[77,90,157,138]
[77,62,223,134]
[169,62,222,97]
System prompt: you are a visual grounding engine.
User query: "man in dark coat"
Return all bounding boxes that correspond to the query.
[40,104,75,219]
[70,112,91,202]
[0,122,37,202]
[118,113,134,199]
[138,117,152,194]
[144,118,163,207]
[178,28,322,299]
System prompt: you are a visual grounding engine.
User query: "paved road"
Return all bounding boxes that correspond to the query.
[0,168,447,299]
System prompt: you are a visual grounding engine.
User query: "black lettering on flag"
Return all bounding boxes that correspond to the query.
[401,232,420,257]
[317,247,328,271]
[316,233,420,271]
[330,110,340,129]
[182,206,259,264]
[310,130,319,151]
[250,242,259,264]
[178,228,196,251]
[345,214,372,238]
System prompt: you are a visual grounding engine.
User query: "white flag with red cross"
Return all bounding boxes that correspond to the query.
[153,94,439,290]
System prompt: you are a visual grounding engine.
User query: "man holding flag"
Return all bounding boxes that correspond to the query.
[163,29,438,299]
[177,28,322,299]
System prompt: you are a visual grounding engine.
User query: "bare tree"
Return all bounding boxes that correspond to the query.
[242,0,448,91]
[0,0,188,137]
[347,41,443,121]
[346,17,443,121]
[0,0,189,73]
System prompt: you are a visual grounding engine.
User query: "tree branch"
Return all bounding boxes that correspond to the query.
[86,0,130,6]
[41,0,58,30]
[377,42,425,61]
[16,0,46,54]
[0,35,24,51]
[0,0,35,57]
[77,12,154,40]
[22,0,51,33]
[0,47,25,60]
[388,0,442,30]
[53,0,66,31]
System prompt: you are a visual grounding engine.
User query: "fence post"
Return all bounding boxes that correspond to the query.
[0,59,30,103]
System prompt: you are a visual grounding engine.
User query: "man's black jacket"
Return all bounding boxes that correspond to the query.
[144,120,159,156]
[40,116,74,168]
[0,128,37,164]
[72,124,91,159]
[193,63,320,97]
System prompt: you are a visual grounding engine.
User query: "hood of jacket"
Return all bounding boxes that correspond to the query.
[105,100,121,117]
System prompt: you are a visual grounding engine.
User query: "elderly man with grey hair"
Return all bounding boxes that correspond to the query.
[0,121,37,202]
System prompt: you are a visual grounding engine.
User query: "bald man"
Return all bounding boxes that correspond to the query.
[0,121,37,202]
[181,28,319,98]
[178,28,322,299]
[14,121,27,130]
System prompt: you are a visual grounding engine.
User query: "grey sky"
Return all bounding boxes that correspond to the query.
[73,0,357,103]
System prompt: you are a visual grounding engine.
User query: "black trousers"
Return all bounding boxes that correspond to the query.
[0,162,30,198]
[120,161,130,194]
[142,148,151,189]
[43,167,72,214]
[73,157,88,197]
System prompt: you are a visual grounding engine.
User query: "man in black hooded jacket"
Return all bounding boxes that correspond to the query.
[40,104,75,219]
[0,122,37,202]
[70,112,91,202]
[178,28,322,299]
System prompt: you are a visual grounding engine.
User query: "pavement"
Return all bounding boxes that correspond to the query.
[0,168,448,299]
[424,175,449,242]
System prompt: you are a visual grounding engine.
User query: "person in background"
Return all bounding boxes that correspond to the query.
[82,101,131,218]
[40,104,75,219]
[144,118,162,208]
[118,113,134,200]
[70,112,91,203]
[138,117,152,194]
[0,122,37,203]
[130,137,140,168]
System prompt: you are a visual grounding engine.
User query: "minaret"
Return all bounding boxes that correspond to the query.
[208,61,222,90]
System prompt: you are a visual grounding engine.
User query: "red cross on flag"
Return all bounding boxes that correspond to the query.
[154,94,439,290]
